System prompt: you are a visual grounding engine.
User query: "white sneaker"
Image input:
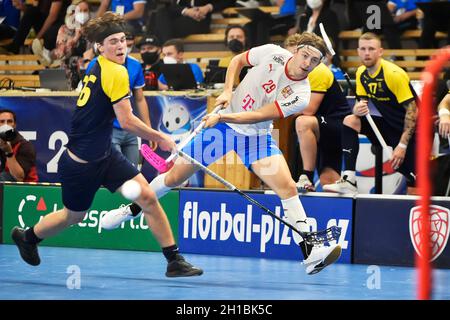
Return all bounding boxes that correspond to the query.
[296,174,315,192]
[304,244,342,275]
[322,176,357,194]
[101,204,141,230]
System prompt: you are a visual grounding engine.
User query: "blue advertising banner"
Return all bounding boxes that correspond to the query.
[178,189,353,263]
[354,196,450,268]
[0,95,206,186]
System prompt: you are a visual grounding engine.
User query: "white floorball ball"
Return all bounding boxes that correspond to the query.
[121,180,142,201]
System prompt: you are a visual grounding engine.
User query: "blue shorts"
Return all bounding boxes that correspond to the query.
[59,148,139,211]
[182,122,282,169]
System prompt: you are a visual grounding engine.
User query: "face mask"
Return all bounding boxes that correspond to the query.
[75,12,89,25]
[163,56,177,64]
[141,51,159,65]
[307,0,322,9]
[126,46,132,55]
[227,39,244,54]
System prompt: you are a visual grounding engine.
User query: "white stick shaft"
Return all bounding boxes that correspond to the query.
[166,104,223,163]
[365,113,391,157]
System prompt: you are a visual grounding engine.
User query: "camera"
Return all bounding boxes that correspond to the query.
[0,124,17,142]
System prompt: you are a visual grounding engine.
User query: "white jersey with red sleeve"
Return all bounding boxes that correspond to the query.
[221,44,311,135]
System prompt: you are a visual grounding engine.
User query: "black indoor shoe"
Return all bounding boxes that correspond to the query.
[166,254,203,277]
[11,227,41,266]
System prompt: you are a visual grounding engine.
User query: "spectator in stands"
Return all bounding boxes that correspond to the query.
[2,0,70,54]
[96,0,146,35]
[323,33,418,195]
[137,35,163,91]
[244,0,297,47]
[290,0,340,65]
[32,0,90,67]
[346,0,404,50]
[158,38,204,90]
[284,33,351,191]
[149,0,235,43]
[219,24,247,67]
[417,0,450,48]
[0,109,38,182]
[0,0,21,40]
[387,0,418,33]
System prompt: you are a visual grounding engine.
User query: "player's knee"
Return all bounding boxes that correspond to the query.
[343,115,360,130]
[138,186,158,207]
[295,116,314,133]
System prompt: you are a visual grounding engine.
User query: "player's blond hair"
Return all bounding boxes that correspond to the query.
[82,11,126,43]
[286,32,329,58]
[359,32,382,46]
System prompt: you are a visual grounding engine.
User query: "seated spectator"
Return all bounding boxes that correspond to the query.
[417,0,450,48]
[346,0,404,49]
[244,0,297,47]
[0,109,38,182]
[2,0,70,54]
[96,0,146,35]
[291,0,340,65]
[157,38,204,90]
[137,35,163,90]
[219,25,247,68]
[387,0,418,33]
[32,0,90,67]
[150,0,235,43]
[0,0,21,40]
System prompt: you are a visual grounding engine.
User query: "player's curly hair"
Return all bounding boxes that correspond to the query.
[82,11,127,44]
[295,32,329,59]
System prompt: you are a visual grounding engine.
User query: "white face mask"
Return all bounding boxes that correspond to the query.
[75,12,89,25]
[126,46,132,55]
[163,56,177,64]
[307,0,322,10]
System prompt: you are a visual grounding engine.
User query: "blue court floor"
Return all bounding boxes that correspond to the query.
[0,244,448,300]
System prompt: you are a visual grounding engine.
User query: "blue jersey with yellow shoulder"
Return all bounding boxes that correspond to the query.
[67,55,131,161]
[308,62,351,118]
[356,58,416,131]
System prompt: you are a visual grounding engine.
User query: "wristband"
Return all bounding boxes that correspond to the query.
[5,152,13,158]
[397,143,407,149]
[438,108,450,117]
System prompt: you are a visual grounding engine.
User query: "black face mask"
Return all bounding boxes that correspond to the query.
[227,39,244,54]
[141,51,159,65]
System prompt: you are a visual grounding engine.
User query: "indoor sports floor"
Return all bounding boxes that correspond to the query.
[0,244,449,300]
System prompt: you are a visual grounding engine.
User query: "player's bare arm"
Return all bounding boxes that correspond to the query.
[300,92,325,116]
[215,51,251,108]
[203,102,281,128]
[391,100,417,169]
[438,93,450,137]
[400,99,418,146]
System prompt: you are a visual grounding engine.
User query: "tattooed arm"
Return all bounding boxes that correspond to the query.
[391,99,417,169]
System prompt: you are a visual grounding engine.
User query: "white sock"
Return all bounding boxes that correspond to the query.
[149,173,172,199]
[280,195,309,233]
[343,170,356,182]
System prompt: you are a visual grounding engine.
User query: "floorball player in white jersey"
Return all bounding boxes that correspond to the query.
[102,32,342,275]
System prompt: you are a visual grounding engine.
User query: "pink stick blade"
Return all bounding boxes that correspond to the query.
[140,144,173,173]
